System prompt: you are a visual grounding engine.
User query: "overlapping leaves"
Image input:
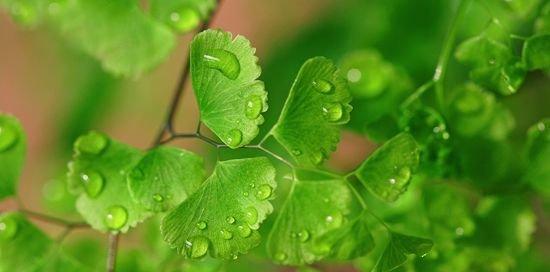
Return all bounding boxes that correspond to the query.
[0,114,26,201]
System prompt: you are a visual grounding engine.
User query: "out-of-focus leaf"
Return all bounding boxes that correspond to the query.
[0,114,26,201]
[0,0,47,27]
[524,119,550,196]
[535,1,550,33]
[375,232,433,272]
[522,34,550,70]
[150,0,217,33]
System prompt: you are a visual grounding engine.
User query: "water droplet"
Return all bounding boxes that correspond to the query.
[0,216,18,240]
[291,149,302,156]
[325,211,343,228]
[80,170,104,198]
[168,7,200,33]
[189,236,209,258]
[322,103,344,122]
[231,254,239,260]
[310,151,325,165]
[255,184,273,200]
[220,229,233,240]
[237,224,252,237]
[226,216,236,224]
[244,207,258,226]
[0,122,17,152]
[105,205,128,230]
[75,131,108,155]
[203,49,240,79]
[243,191,249,197]
[488,58,496,65]
[298,229,310,242]
[388,178,396,185]
[312,79,333,93]
[249,183,256,188]
[274,252,287,261]
[244,95,263,119]
[196,221,207,230]
[397,166,411,183]
[153,194,164,202]
[226,129,242,148]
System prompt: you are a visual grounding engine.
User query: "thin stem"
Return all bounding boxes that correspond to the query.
[400,80,435,109]
[19,208,88,228]
[106,233,120,272]
[433,0,472,111]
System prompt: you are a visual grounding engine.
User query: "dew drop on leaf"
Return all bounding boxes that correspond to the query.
[0,216,18,241]
[80,170,104,198]
[189,236,209,258]
[242,191,249,197]
[310,151,325,165]
[322,103,344,122]
[396,166,411,183]
[237,224,252,238]
[152,194,164,202]
[0,122,17,152]
[312,79,333,94]
[75,131,108,155]
[275,252,287,261]
[325,211,343,228]
[255,184,273,200]
[291,149,302,156]
[244,95,263,119]
[226,216,236,224]
[244,206,258,226]
[220,229,233,240]
[168,7,200,33]
[203,49,241,80]
[226,129,243,148]
[298,229,310,242]
[196,221,207,230]
[105,205,128,230]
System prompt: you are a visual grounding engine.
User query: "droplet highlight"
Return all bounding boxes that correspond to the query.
[325,211,343,228]
[255,184,273,200]
[312,79,333,93]
[196,221,207,230]
[298,229,310,242]
[153,194,164,202]
[105,205,128,230]
[203,49,241,80]
[226,129,243,148]
[322,103,344,122]
[80,170,104,198]
[226,216,236,224]
[245,95,263,119]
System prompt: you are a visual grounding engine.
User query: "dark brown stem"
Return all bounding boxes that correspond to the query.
[19,208,88,228]
[106,233,120,272]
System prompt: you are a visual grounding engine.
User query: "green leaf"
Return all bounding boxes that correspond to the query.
[313,211,375,260]
[67,131,151,232]
[128,146,205,212]
[190,29,267,148]
[271,57,352,166]
[0,0,47,27]
[534,1,550,33]
[355,133,420,202]
[375,232,433,272]
[522,34,550,70]
[267,178,355,265]
[161,157,276,260]
[49,0,175,77]
[524,119,550,196]
[150,0,217,33]
[455,35,525,95]
[0,114,26,200]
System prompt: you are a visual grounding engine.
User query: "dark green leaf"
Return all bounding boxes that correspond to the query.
[0,114,26,200]
[522,34,550,70]
[375,232,433,272]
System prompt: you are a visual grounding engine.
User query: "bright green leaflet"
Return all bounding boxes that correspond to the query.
[190,29,267,148]
[522,34,550,70]
[0,0,47,27]
[48,0,175,77]
[266,179,355,265]
[271,57,352,166]
[455,34,525,96]
[313,211,375,260]
[0,114,26,201]
[375,232,433,272]
[128,146,205,212]
[355,133,420,202]
[161,157,276,259]
[524,119,550,196]
[150,0,217,33]
[67,131,151,232]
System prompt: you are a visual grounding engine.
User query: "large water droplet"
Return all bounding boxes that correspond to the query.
[0,216,18,241]
[226,216,236,224]
[310,151,325,165]
[220,229,233,240]
[168,7,200,33]
[325,211,343,228]
[75,131,108,155]
[255,184,273,200]
[291,149,302,156]
[0,122,17,152]
[105,205,128,230]
[312,79,333,94]
[396,166,411,183]
[153,194,164,202]
[298,229,310,242]
[237,224,252,238]
[203,49,240,80]
[189,236,209,258]
[274,252,287,261]
[80,170,104,198]
[244,207,258,226]
[322,103,344,122]
[226,129,243,148]
[196,221,207,230]
[245,95,263,119]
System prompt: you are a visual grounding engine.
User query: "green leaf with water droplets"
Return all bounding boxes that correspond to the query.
[0,114,26,201]
[455,34,525,96]
[67,131,151,233]
[266,178,355,265]
[355,133,419,202]
[522,34,550,70]
[190,29,267,148]
[375,232,433,272]
[161,157,276,260]
[524,119,550,196]
[128,146,205,212]
[150,0,217,33]
[47,0,175,77]
[272,57,352,166]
